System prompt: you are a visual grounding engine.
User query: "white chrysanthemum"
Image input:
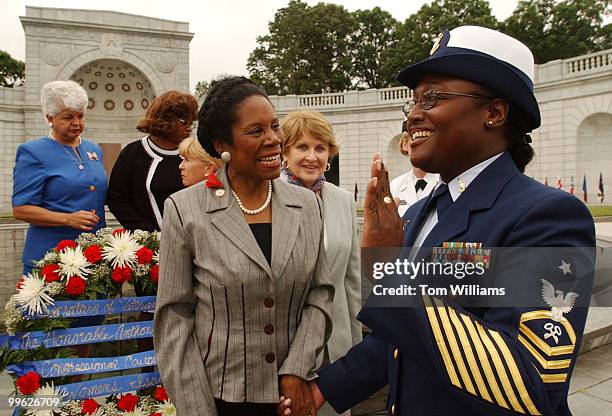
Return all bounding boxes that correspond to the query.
[15,272,55,316]
[102,231,141,268]
[4,296,25,335]
[25,382,66,416]
[120,407,147,416]
[157,401,176,416]
[58,246,92,279]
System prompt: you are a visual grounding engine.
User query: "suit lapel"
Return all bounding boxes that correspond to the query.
[208,167,272,277]
[271,180,302,280]
[423,152,519,247]
[404,152,519,249]
[321,184,341,268]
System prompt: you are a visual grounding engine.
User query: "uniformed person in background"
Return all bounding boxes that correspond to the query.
[280,25,596,416]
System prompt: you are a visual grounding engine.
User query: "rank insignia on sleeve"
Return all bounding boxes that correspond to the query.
[518,310,576,384]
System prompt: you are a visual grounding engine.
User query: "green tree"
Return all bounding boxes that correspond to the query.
[383,0,498,81]
[349,7,399,89]
[0,50,25,88]
[502,0,612,64]
[194,80,210,98]
[247,0,356,95]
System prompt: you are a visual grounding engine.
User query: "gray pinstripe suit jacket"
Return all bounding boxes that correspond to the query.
[154,167,334,416]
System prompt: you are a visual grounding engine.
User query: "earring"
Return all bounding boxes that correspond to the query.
[487,121,494,126]
[325,163,331,172]
[281,160,288,170]
[48,122,53,127]
[221,151,231,163]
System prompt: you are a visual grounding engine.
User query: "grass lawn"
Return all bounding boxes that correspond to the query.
[589,205,612,217]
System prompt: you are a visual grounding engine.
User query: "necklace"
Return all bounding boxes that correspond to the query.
[49,131,84,170]
[231,181,272,215]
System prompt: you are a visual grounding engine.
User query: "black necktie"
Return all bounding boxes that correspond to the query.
[429,184,452,219]
[415,179,428,193]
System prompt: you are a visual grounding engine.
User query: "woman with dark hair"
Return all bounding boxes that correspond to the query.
[107,90,198,231]
[154,76,333,416]
[285,26,595,416]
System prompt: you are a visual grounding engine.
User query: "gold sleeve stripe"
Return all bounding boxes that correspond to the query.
[489,330,541,416]
[539,372,567,383]
[460,314,510,410]
[475,322,526,414]
[519,324,575,357]
[424,296,461,388]
[518,335,572,370]
[433,299,477,396]
[447,307,493,402]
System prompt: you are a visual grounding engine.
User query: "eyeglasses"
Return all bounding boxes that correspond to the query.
[404,90,494,112]
[178,118,195,128]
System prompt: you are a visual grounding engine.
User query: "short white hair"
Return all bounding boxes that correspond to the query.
[41,80,88,117]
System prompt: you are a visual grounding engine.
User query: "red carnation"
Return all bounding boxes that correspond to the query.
[16,276,25,290]
[150,264,159,284]
[205,169,223,188]
[112,266,133,283]
[117,393,139,412]
[82,398,100,414]
[136,247,154,264]
[150,413,162,416]
[112,228,127,236]
[65,276,86,296]
[154,385,168,402]
[83,245,103,264]
[56,240,77,252]
[41,264,61,283]
[16,371,40,395]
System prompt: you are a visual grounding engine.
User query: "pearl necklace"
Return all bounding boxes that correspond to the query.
[232,181,272,215]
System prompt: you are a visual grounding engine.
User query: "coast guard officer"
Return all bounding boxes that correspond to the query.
[288,26,596,416]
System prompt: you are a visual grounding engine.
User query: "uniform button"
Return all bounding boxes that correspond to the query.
[391,404,396,415]
[393,349,399,360]
[265,353,276,363]
[89,185,96,191]
[264,298,274,308]
[264,324,274,335]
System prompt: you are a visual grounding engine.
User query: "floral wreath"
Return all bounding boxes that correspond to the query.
[1,227,175,416]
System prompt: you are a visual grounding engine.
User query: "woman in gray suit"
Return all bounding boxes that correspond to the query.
[154,76,333,416]
[281,110,362,416]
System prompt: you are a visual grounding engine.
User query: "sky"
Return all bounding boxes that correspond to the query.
[0,0,519,92]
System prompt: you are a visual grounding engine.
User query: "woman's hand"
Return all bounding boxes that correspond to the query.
[278,381,325,416]
[65,210,99,231]
[361,152,404,248]
[279,375,315,416]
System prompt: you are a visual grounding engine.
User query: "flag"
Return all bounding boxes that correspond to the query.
[569,175,574,195]
[582,174,587,203]
[354,183,358,202]
[556,177,563,190]
[544,176,548,186]
[598,172,604,203]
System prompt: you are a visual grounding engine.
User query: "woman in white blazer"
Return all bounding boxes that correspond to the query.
[281,110,362,416]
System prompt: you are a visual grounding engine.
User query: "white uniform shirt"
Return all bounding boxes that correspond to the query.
[390,171,439,217]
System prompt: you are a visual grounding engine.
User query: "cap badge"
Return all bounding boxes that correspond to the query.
[430,32,444,55]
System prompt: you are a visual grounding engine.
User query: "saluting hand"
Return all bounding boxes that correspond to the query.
[361,152,404,248]
[65,210,99,231]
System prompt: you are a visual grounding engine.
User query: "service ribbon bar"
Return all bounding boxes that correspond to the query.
[0,321,153,350]
[6,350,157,378]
